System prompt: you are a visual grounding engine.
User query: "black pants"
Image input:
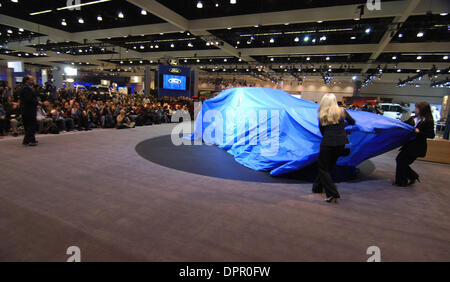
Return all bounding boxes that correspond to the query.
[23,120,37,144]
[313,145,345,198]
[395,149,419,186]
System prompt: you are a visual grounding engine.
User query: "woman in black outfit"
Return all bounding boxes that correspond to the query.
[394,102,435,186]
[313,93,355,203]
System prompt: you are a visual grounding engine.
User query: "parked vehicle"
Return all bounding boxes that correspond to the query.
[90,85,111,96]
[379,103,406,120]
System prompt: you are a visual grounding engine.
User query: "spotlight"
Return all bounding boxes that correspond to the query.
[294,37,300,42]
[196,1,203,8]
[392,56,397,60]
[61,19,67,26]
[416,56,422,60]
[118,12,124,18]
[141,9,147,15]
[444,56,449,60]
[352,75,358,80]
[365,27,372,34]
[398,33,403,38]
[97,15,102,21]
[350,36,356,40]
[303,35,310,42]
[78,18,84,24]
[417,32,424,37]
[230,0,237,4]
[269,38,274,43]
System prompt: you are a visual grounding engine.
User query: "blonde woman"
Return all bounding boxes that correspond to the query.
[312,94,355,203]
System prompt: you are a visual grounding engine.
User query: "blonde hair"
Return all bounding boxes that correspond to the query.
[318,93,344,126]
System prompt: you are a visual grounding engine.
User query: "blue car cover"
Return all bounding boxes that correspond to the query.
[191,87,415,176]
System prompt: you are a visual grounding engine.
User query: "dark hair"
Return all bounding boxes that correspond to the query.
[22,75,32,84]
[415,102,434,123]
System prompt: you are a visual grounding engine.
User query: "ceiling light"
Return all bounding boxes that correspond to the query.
[417,32,424,37]
[118,12,124,18]
[444,56,449,60]
[294,37,300,42]
[306,57,310,61]
[416,69,421,72]
[440,12,448,16]
[365,27,372,34]
[197,1,203,8]
[215,3,219,7]
[326,57,330,60]
[170,43,175,48]
[398,33,403,38]
[352,75,358,80]
[317,21,323,23]
[78,18,84,24]
[230,0,237,4]
[155,44,159,48]
[320,36,326,41]
[392,56,397,60]
[140,45,144,49]
[350,36,356,40]
[61,19,67,26]
[270,57,274,61]
[416,56,422,60]
[29,9,52,16]
[269,38,275,43]
[303,36,310,42]
[397,69,402,72]
[97,15,103,21]
[141,9,147,15]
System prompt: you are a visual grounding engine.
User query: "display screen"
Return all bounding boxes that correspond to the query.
[162,74,186,91]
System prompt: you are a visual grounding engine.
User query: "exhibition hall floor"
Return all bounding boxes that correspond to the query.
[0,123,449,261]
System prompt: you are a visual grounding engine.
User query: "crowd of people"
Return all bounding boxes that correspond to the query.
[0,80,195,138]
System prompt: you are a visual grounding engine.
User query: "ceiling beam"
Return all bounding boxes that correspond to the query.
[125,0,255,62]
[361,0,423,73]
[126,0,189,31]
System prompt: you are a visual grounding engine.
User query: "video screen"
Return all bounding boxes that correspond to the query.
[162,74,187,91]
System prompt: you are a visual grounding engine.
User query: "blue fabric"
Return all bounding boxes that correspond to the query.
[191,87,415,176]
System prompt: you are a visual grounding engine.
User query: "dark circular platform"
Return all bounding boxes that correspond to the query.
[135,135,375,183]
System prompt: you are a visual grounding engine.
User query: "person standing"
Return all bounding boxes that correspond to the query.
[394,102,435,186]
[19,75,38,146]
[313,93,355,203]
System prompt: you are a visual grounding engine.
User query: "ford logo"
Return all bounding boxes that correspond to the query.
[169,68,181,74]
[168,78,182,84]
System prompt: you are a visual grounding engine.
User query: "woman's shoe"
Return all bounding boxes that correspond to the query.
[408,177,420,186]
[325,197,338,203]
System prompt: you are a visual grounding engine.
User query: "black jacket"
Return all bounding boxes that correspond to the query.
[319,110,355,146]
[401,118,435,158]
[19,85,38,124]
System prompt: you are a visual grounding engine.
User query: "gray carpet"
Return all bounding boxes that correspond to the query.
[0,124,449,262]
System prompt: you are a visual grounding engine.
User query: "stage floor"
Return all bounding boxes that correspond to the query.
[0,123,449,261]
